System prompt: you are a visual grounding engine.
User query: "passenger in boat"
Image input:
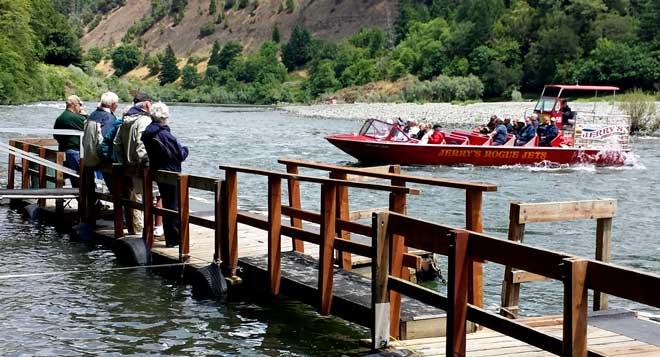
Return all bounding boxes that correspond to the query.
[515,117,536,146]
[142,102,189,248]
[560,99,574,127]
[511,117,525,136]
[538,117,559,147]
[530,113,540,129]
[54,95,87,187]
[83,92,119,190]
[479,115,497,134]
[490,118,508,145]
[113,92,153,235]
[403,119,420,137]
[427,124,445,144]
[504,118,514,133]
[414,123,430,141]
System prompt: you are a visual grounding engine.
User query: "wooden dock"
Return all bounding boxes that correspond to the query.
[385,316,660,356]
[5,137,660,357]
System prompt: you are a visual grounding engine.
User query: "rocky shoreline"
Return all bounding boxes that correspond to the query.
[282,102,634,128]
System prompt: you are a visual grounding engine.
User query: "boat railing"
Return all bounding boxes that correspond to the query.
[370,211,660,356]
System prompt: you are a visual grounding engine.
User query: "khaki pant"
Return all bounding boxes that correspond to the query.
[128,176,144,235]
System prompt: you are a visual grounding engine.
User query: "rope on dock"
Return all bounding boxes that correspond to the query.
[0,262,191,280]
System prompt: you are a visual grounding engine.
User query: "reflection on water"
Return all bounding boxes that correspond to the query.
[0,104,658,354]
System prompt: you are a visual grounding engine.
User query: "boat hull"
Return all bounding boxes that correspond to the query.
[326,135,626,166]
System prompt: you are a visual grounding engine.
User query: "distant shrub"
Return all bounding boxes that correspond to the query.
[225,0,235,9]
[402,75,483,103]
[286,0,294,13]
[618,89,659,134]
[86,47,104,63]
[238,0,248,9]
[511,89,523,102]
[199,22,215,37]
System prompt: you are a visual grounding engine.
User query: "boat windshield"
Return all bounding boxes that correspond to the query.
[359,119,392,139]
[535,97,558,112]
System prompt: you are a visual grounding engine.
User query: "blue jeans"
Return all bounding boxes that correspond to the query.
[64,149,80,188]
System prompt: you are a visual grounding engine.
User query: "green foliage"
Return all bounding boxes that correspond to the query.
[309,60,339,96]
[181,65,200,89]
[144,54,160,76]
[282,26,313,70]
[85,47,104,64]
[30,0,83,66]
[402,75,484,103]
[215,10,224,24]
[217,41,243,69]
[170,0,188,25]
[285,0,294,13]
[272,25,281,43]
[199,22,215,38]
[209,0,217,14]
[111,44,141,76]
[225,0,235,10]
[238,0,248,9]
[340,59,377,87]
[349,28,386,57]
[617,89,659,133]
[159,45,180,85]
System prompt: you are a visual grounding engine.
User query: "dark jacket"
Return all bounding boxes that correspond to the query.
[515,124,536,146]
[141,122,189,173]
[538,123,559,146]
[87,107,116,137]
[54,110,86,151]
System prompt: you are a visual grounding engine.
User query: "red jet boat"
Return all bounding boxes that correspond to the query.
[326,85,630,166]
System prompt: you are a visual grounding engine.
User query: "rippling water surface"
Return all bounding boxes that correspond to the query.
[0,103,658,354]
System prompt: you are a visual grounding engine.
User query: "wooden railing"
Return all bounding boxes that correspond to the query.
[6,138,66,212]
[371,211,660,357]
[79,164,222,263]
[278,158,497,314]
[218,164,422,316]
[501,199,617,318]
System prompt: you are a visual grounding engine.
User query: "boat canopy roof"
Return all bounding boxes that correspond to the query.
[545,84,620,91]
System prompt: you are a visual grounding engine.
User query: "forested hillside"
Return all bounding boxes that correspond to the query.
[0,0,659,105]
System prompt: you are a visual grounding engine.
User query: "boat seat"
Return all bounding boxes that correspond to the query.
[451,130,472,137]
[467,133,490,145]
[483,137,493,146]
[444,134,469,145]
[503,136,516,146]
[550,134,563,147]
[523,135,538,147]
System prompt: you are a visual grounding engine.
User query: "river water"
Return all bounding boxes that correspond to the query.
[0,103,658,355]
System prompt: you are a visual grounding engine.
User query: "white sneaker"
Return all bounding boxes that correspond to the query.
[154,225,164,237]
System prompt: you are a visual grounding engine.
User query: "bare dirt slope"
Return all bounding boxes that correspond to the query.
[82,0,397,56]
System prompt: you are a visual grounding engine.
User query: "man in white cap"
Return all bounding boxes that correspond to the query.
[54,95,87,187]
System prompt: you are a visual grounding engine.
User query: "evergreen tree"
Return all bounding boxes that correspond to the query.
[159,45,180,85]
[286,0,294,13]
[181,64,201,89]
[281,26,312,71]
[111,44,141,76]
[208,41,222,68]
[272,25,281,43]
[217,41,243,69]
[209,0,217,14]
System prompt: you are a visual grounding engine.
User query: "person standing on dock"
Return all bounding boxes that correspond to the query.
[83,92,119,190]
[113,93,153,235]
[54,95,87,187]
[142,102,189,247]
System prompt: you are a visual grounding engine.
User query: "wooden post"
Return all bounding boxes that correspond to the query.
[447,230,469,357]
[83,159,96,223]
[465,188,484,308]
[268,176,282,295]
[213,180,223,265]
[330,171,351,270]
[319,182,337,315]
[500,202,525,318]
[38,147,47,207]
[21,143,29,189]
[388,188,407,338]
[371,212,390,350]
[78,162,87,223]
[285,163,305,252]
[562,258,589,357]
[142,169,154,248]
[55,152,65,216]
[221,169,239,277]
[178,174,190,261]
[112,165,124,238]
[594,217,612,311]
[7,140,16,189]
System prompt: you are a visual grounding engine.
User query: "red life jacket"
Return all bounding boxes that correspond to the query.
[428,131,444,144]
